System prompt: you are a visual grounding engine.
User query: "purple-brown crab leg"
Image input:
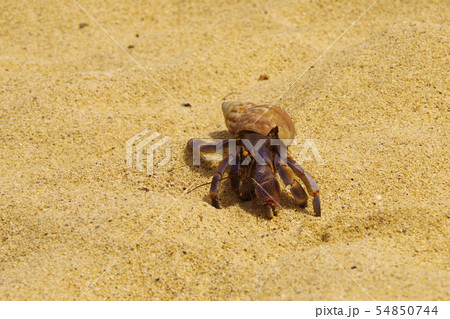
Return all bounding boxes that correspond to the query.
[287,156,321,216]
[209,154,233,208]
[274,154,308,207]
[229,146,241,194]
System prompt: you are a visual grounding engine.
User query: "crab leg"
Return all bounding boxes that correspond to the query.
[229,146,241,194]
[274,154,308,207]
[287,156,321,216]
[209,154,233,209]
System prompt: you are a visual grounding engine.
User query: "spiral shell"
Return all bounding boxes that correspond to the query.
[222,101,296,144]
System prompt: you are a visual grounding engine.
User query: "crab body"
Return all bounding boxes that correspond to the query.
[189,101,321,218]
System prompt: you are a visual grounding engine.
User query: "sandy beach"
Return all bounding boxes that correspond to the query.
[0,0,448,300]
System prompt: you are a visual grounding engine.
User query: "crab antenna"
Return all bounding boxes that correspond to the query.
[186,175,232,194]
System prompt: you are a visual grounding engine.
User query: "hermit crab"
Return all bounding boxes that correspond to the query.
[188,101,321,219]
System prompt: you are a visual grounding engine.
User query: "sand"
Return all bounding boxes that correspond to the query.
[0,0,448,300]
